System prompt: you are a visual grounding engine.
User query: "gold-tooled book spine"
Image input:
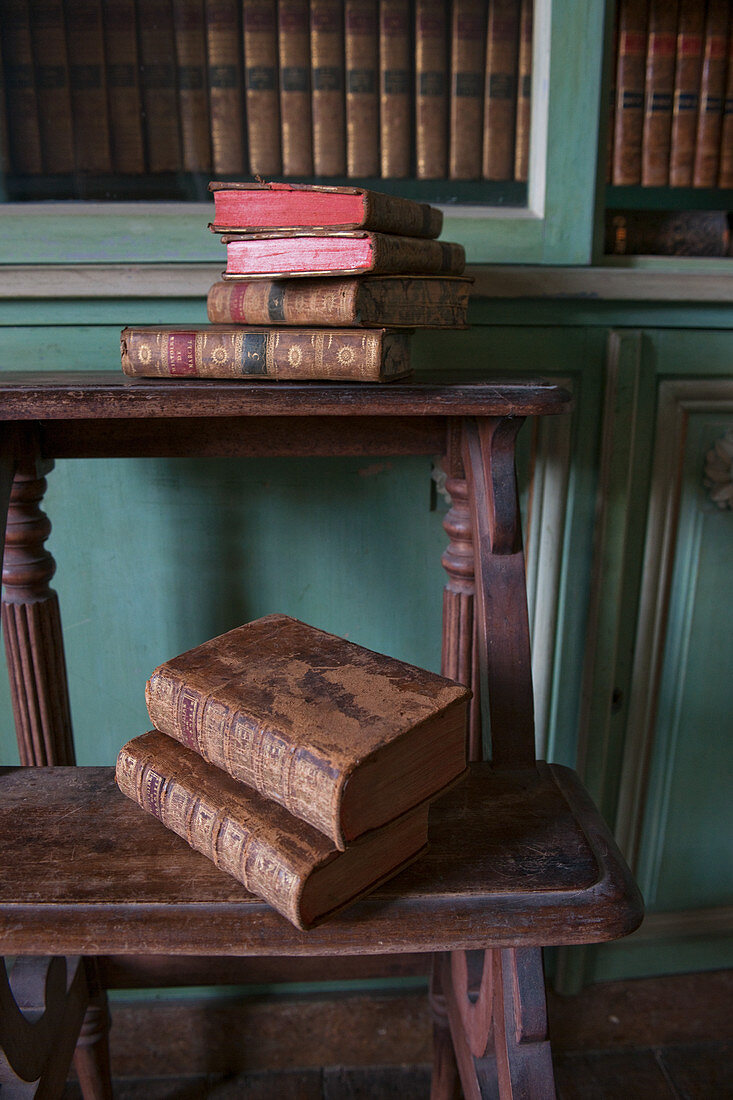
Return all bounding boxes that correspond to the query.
[514,0,532,182]
[482,0,520,181]
[379,0,411,178]
[612,0,648,186]
[207,279,361,325]
[717,24,733,188]
[310,0,345,176]
[641,0,678,187]
[30,0,75,174]
[171,0,211,173]
[361,190,442,237]
[66,0,112,172]
[137,0,181,173]
[243,0,282,175]
[278,0,313,176]
[415,0,448,180]
[449,0,486,180]
[668,0,704,188]
[102,0,146,173]
[369,235,466,276]
[205,0,246,173]
[116,732,328,929]
[693,0,729,188]
[345,0,379,177]
[0,0,43,174]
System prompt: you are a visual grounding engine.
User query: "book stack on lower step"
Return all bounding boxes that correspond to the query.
[120,182,471,384]
[116,614,471,930]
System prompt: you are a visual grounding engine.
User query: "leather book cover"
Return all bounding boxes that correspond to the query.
[482,0,520,181]
[205,0,246,174]
[278,0,313,176]
[692,0,729,187]
[449,0,486,180]
[206,275,471,328]
[640,0,678,187]
[717,20,733,188]
[29,0,75,174]
[144,614,470,847]
[116,729,431,930]
[612,0,649,186]
[120,325,413,381]
[415,0,448,180]
[668,0,704,187]
[310,0,345,176]
[172,0,211,173]
[0,0,43,175]
[379,0,411,178]
[136,0,181,173]
[243,0,282,176]
[345,0,379,177]
[514,0,533,182]
[605,209,730,256]
[65,0,112,173]
[102,0,146,174]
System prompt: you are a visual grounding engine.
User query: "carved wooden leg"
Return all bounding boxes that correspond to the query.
[429,955,462,1100]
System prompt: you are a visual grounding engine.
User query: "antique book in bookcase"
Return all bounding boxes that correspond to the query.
[514,0,533,182]
[144,614,470,850]
[693,0,729,188]
[116,729,433,930]
[379,0,411,178]
[205,0,245,174]
[415,0,448,180]
[482,0,520,181]
[29,0,74,174]
[669,0,705,187]
[0,0,43,174]
[138,0,181,173]
[612,0,648,186]
[278,0,313,176]
[207,275,471,328]
[641,0,678,187]
[449,0,486,179]
[310,0,345,176]
[243,0,281,176]
[345,0,379,177]
[718,22,733,188]
[103,0,145,174]
[120,325,413,381]
[65,0,112,173]
[172,0,211,173]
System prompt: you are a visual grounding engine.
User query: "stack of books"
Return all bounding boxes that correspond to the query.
[120,181,471,383]
[116,614,471,929]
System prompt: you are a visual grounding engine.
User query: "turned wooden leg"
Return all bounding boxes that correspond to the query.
[429,955,462,1100]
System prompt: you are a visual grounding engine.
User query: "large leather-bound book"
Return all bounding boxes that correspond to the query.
[668,0,704,187]
[221,230,466,277]
[29,0,75,174]
[205,0,245,174]
[310,0,345,176]
[482,0,520,181]
[345,0,379,177]
[102,0,145,174]
[449,0,486,180]
[379,0,411,178]
[612,0,649,186]
[136,0,181,173]
[208,181,443,237]
[171,0,211,173]
[243,0,282,176]
[144,615,470,848]
[116,729,432,930]
[278,0,313,176]
[717,20,733,188]
[640,0,678,187]
[65,0,112,173]
[120,325,413,380]
[0,0,43,175]
[415,0,448,180]
[514,0,532,182]
[605,209,730,256]
[693,0,729,188]
[206,275,471,328]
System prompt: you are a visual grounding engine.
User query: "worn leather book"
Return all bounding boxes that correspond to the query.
[345,0,379,177]
[605,209,730,256]
[717,22,733,188]
[116,729,432,930]
[220,230,465,278]
[640,0,678,186]
[206,275,471,328]
[449,0,486,179]
[514,0,533,182]
[0,0,43,174]
[209,182,443,237]
[693,0,729,188]
[103,0,145,174]
[29,0,75,174]
[278,0,313,176]
[243,0,281,176]
[310,0,345,176]
[482,0,520,181]
[612,0,648,186]
[172,0,211,173]
[379,0,411,178]
[415,0,448,180]
[120,325,413,381]
[66,0,113,173]
[144,614,470,848]
[137,0,181,173]
[668,0,704,187]
[205,0,245,174]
